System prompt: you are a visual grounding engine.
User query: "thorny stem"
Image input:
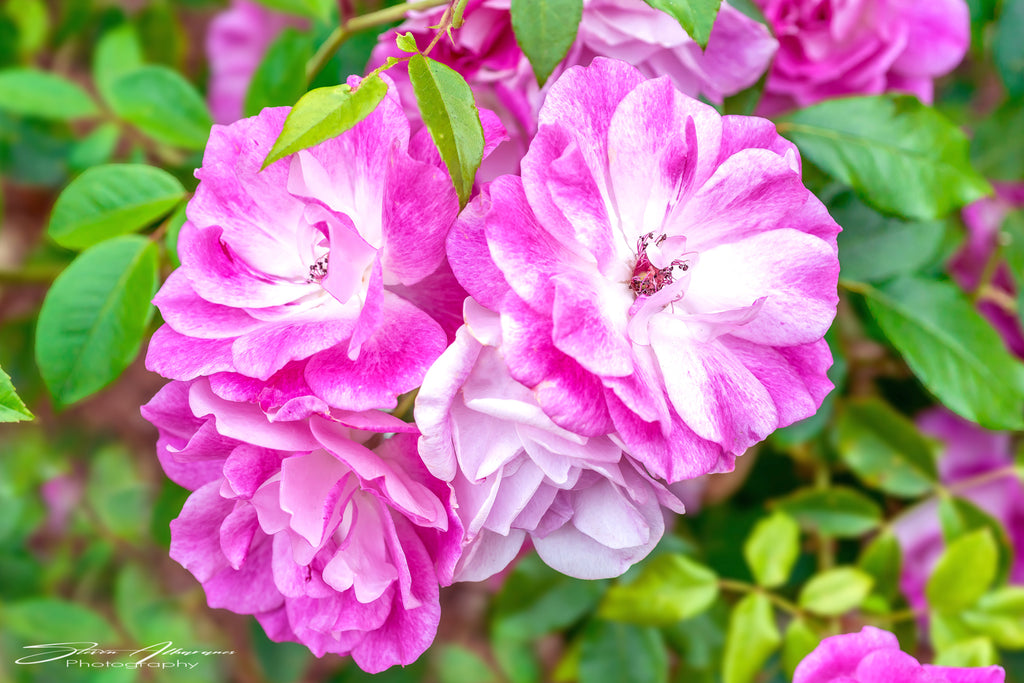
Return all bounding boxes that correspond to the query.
[718,578,803,617]
[305,0,451,83]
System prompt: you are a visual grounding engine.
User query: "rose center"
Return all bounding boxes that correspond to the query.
[629,232,691,297]
[307,253,329,284]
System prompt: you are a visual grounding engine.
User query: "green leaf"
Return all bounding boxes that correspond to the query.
[0,365,33,422]
[798,567,874,616]
[396,32,418,53]
[244,28,312,118]
[939,496,1016,587]
[108,65,213,150]
[7,0,49,57]
[88,446,152,542]
[831,189,947,282]
[492,554,607,641]
[437,645,500,683]
[578,620,668,683]
[3,598,119,643]
[782,618,820,680]
[970,99,1024,181]
[48,164,186,249]
[962,587,1024,649]
[69,123,121,172]
[743,511,800,588]
[598,553,719,625]
[35,236,158,406]
[251,0,333,21]
[779,95,991,220]
[836,398,938,497]
[994,0,1024,97]
[408,54,485,208]
[93,23,144,106]
[858,530,903,602]
[165,202,188,269]
[934,637,999,668]
[0,68,99,120]
[641,0,722,48]
[926,528,999,613]
[860,277,1024,430]
[721,593,781,683]
[262,76,389,169]
[1002,210,1024,330]
[773,486,883,538]
[510,0,582,85]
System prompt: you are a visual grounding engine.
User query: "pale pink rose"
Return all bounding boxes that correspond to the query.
[754,0,970,114]
[447,58,839,483]
[416,299,683,581]
[141,379,462,672]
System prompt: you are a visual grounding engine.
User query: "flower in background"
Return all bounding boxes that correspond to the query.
[145,87,501,419]
[753,0,969,115]
[954,182,1024,358]
[369,0,776,176]
[794,626,1005,682]
[892,408,1024,612]
[207,0,308,124]
[416,300,683,581]
[141,379,461,672]
[447,58,840,484]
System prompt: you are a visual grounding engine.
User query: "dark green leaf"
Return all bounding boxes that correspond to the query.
[48,164,185,249]
[492,554,607,641]
[938,496,1016,586]
[773,486,883,538]
[88,446,151,542]
[722,593,781,683]
[510,0,582,85]
[743,511,800,588]
[0,365,33,422]
[3,598,119,643]
[108,65,213,150]
[861,277,1024,430]
[0,68,99,120]
[836,398,939,497]
[970,99,1024,181]
[68,123,121,172]
[994,0,1024,97]
[598,553,719,625]
[926,528,998,613]
[165,202,188,269]
[798,567,873,616]
[641,0,721,48]
[831,189,947,282]
[782,618,819,680]
[262,76,388,169]
[244,28,313,118]
[1001,210,1024,332]
[249,620,310,683]
[93,23,144,106]
[35,236,158,406]
[579,620,668,683]
[858,530,903,602]
[408,54,485,208]
[779,95,991,220]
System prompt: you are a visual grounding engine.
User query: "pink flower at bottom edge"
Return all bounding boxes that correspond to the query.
[794,626,1004,683]
[141,379,462,672]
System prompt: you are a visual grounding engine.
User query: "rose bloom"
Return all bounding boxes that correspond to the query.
[207,0,308,124]
[146,84,501,419]
[892,408,1024,612]
[753,0,969,114]
[142,379,461,672]
[447,58,840,484]
[416,299,683,581]
[794,626,1004,683]
[370,0,776,176]
[954,182,1024,358]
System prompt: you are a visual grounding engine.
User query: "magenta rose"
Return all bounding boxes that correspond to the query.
[146,84,502,419]
[141,379,461,672]
[954,182,1024,358]
[206,0,308,124]
[446,58,839,484]
[754,0,969,114]
[892,408,1024,613]
[416,299,683,581]
[794,626,1004,682]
